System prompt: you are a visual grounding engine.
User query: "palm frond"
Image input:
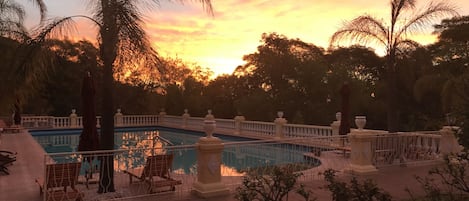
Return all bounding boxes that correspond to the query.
[27,0,47,22]
[391,0,416,25]
[0,0,25,23]
[112,1,162,81]
[0,20,28,40]
[395,39,420,54]
[330,15,388,49]
[397,1,458,38]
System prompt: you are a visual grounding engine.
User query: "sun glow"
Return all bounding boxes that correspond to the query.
[21,0,469,78]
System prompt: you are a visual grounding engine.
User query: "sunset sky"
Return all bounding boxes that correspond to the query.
[21,0,469,77]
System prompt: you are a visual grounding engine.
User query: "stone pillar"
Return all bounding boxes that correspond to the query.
[234,115,245,135]
[182,109,190,129]
[348,116,377,174]
[331,112,341,146]
[274,111,287,139]
[348,130,377,174]
[70,109,78,128]
[158,108,166,126]
[192,110,229,198]
[440,126,462,155]
[114,108,123,127]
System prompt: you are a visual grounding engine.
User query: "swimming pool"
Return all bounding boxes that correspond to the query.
[31,127,320,174]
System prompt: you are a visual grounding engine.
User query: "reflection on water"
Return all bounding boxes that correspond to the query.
[34,128,319,176]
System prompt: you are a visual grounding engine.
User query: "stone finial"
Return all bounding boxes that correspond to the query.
[205,109,214,120]
[336,112,341,121]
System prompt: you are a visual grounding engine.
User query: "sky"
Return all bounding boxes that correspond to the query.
[21,0,469,78]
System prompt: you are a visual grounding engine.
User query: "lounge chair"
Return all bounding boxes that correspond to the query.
[36,162,84,201]
[0,150,17,160]
[0,158,15,175]
[123,154,182,193]
[0,150,16,175]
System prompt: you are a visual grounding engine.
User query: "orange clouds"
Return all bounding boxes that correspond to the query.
[23,0,469,78]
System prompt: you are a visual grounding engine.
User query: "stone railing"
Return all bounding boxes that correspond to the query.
[24,109,463,177]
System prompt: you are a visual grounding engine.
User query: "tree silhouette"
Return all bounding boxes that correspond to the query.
[330,0,458,132]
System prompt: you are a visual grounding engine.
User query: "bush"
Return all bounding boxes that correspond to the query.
[408,152,469,201]
[323,169,392,201]
[234,165,316,201]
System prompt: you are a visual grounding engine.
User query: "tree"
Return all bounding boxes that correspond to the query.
[2,0,212,193]
[428,16,469,146]
[0,0,47,115]
[0,0,46,38]
[330,0,458,132]
[85,0,213,193]
[238,33,329,123]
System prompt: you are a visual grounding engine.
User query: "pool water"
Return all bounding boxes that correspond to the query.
[31,127,320,174]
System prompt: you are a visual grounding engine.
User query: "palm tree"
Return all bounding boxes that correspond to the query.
[330,0,458,132]
[0,0,47,115]
[0,0,46,38]
[6,0,212,192]
[93,0,212,192]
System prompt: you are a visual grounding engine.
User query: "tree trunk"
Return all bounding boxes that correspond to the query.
[98,0,116,193]
[386,56,399,133]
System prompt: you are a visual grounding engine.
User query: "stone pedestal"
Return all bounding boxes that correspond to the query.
[192,137,229,198]
[348,130,377,174]
[440,126,462,155]
[158,111,166,125]
[114,109,123,127]
[70,109,78,128]
[274,111,287,139]
[234,116,245,135]
[182,109,190,129]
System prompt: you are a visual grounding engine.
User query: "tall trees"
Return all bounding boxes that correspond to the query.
[330,0,457,132]
[0,0,47,115]
[88,0,212,192]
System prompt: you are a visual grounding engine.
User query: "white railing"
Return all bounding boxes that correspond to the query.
[240,120,275,138]
[52,117,70,128]
[284,124,333,138]
[122,115,158,126]
[22,116,52,128]
[214,119,235,131]
[186,117,204,129]
[371,132,442,167]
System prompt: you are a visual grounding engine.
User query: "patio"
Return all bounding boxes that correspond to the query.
[0,122,449,201]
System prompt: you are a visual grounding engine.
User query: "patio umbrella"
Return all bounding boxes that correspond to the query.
[78,72,100,181]
[339,82,351,135]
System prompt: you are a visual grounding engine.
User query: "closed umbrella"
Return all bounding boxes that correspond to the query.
[78,72,100,183]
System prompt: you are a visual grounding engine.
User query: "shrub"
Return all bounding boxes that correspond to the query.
[323,169,392,201]
[408,152,469,201]
[234,165,316,201]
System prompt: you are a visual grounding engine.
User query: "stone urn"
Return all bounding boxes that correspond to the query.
[277,111,284,118]
[355,116,366,130]
[335,112,341,121]
[204,110,216,137]
[204,120,216,138]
